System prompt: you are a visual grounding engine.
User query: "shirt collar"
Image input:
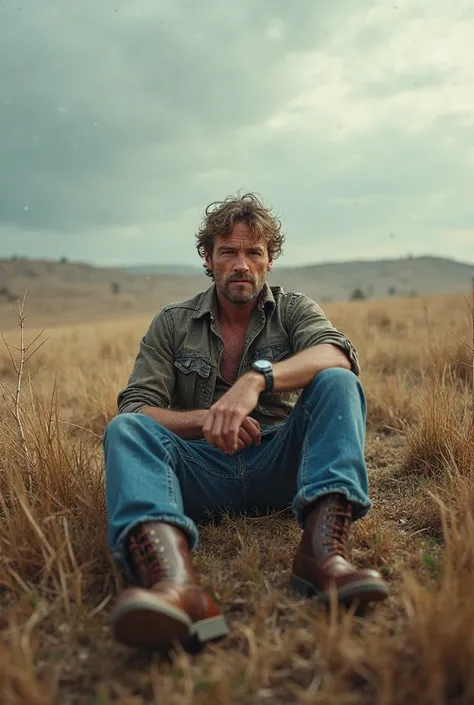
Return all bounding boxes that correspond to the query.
[191,281,276,319]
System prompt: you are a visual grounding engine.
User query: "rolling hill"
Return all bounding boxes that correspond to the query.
[122,255,474,302]
[0,255,472,330]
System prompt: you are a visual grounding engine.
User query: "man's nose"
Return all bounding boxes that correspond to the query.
[232,253,250,271]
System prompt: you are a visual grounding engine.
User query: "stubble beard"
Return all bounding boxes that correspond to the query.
[219,273,268,306]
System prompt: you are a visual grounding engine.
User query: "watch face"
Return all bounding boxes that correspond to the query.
[253,359,272,371]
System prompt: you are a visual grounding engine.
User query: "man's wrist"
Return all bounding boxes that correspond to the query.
[245,370,266,393]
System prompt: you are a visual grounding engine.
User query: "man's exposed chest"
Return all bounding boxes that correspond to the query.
[219,324,247,384]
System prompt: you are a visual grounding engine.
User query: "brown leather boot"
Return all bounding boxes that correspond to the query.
[111,522,230,649]
[290,494,389,605]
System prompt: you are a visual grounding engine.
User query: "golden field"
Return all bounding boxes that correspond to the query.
[0,288,473,705]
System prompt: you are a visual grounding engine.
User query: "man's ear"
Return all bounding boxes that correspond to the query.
[204,248,213,272]
[267,255,274,273]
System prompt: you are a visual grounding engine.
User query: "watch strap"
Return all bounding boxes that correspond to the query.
[251,361,274,393]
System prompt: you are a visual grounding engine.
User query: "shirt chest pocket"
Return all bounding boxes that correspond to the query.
[251,342,293,365]
[173,355,215,410]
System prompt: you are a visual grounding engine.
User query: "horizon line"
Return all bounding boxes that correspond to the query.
[1,252,474,269]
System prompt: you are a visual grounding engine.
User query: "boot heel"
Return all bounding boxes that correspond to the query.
[192,615,230,643]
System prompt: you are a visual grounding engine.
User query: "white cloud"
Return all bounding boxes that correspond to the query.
[266,0,474,139]
[0,0,473,266]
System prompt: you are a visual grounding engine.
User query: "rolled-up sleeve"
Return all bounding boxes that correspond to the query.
[117,308,176,414]
[287,293,361,375]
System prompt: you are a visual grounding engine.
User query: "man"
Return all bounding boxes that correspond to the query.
[103,192,389,651]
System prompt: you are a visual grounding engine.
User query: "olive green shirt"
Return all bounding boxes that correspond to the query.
[117,283,360,428]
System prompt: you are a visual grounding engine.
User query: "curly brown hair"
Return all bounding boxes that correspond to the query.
[195,192,285,279]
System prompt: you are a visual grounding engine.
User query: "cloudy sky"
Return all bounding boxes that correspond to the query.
[1,0,473,269]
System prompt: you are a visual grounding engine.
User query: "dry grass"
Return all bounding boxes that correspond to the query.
[0,289,472,704]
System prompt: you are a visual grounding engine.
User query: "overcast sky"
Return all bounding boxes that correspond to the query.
[1,0,473,269]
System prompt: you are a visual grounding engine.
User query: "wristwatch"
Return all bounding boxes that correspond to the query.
[251,359,274,393]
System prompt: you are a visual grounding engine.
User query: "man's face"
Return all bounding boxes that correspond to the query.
[204,221,273,305]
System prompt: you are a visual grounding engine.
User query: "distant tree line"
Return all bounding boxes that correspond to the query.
[350,286,418,300]
[9,254,70,263]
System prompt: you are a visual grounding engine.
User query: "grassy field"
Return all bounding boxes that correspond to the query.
[0,289,473,704]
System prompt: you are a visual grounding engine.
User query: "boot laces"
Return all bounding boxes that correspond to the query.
[129,531,170,585]
[322,502,352,558]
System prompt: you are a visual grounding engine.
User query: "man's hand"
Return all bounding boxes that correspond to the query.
[202,372,265,454]
[236,416,261,451]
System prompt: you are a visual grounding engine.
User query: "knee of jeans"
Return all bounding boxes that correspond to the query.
[306,367,360,395]
[103,412,153,442]
[319,366,355,383]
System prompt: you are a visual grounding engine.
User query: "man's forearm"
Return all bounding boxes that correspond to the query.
[274,344,351,391]
[248,343,352,395]
[139,406,208,439]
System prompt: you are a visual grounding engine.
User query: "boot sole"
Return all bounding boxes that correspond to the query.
[112,595,229,650]
[290,574,389,605]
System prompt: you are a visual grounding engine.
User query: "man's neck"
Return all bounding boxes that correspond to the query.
[215,289,259,327]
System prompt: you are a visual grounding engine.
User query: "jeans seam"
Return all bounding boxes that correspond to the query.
[237,452,245,478]
[166,467,175,506]
[300,409,311,502]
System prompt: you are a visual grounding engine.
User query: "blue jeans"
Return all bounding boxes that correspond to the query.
[103,368,371,579]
